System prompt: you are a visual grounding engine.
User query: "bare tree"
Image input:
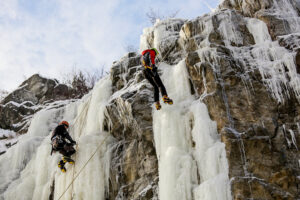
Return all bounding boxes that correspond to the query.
[146,7,162,25]
[146,7,180,25]
[84,67,106,89]
[124,44,138,53]
[61,66,106,98]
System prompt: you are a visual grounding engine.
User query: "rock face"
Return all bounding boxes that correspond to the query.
[104,53,158,199]
[0,74,73,133]
[177,0,300,199]
[106,0,299,199]
[219,0,300,41]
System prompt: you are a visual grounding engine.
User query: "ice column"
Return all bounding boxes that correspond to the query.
[153,61,232,200]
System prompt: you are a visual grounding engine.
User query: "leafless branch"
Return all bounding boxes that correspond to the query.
[146,7,180,25]
[61,65,106,98]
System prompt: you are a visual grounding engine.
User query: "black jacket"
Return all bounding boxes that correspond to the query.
[51,124,75,144]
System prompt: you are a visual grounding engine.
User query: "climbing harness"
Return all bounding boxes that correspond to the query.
[141,54,153,70]
[144,65,153,70]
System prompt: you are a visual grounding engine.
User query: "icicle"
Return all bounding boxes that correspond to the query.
[271,0,300,33]
[288,129,298,150]
[283,124,292,148]
[200,65,209,101]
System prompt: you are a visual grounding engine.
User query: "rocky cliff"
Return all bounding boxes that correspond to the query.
[105,0,300,198]
[0,74,74,134]
[105,53,159,199]
[0,0,300,199]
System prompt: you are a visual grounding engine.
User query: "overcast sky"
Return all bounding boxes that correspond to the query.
[0,0,220,91]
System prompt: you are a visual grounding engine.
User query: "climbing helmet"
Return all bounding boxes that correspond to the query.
[59,120,69,128]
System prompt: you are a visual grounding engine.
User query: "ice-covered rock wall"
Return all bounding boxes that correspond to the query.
[0,78,114,200]
[1,0,300,199]
[140,0,300,198]
[180,0,300,199]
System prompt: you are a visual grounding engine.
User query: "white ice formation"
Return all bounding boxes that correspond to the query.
[1,0,300,199]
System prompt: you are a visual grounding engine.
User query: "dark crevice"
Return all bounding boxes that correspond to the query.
[189,78,196,95]
[49,178,55,200]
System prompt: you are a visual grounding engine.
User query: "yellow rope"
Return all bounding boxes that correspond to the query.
[58,133,110,200]
[70,143,78,200]
[69,97,92,199]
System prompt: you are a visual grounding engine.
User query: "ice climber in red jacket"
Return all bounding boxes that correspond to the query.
[141,48,173,110]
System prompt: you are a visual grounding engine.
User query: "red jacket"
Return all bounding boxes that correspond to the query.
[142,49,156,65]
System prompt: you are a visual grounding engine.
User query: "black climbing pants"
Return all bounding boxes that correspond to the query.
[144,68,167,102]
[59,143,76,157]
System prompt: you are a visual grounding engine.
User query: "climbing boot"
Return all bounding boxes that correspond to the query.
[155,102,161,110]
[162,96,173,105]
[58,160,67,173]
[60,167,66,173]
[63,156,75,164]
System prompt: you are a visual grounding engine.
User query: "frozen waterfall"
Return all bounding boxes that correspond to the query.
[0,77,114,200]
[153,61,232,200]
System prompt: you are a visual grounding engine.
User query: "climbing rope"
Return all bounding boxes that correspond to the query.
[69,97,92,199]
[70,143,78,200]
[71,97,92,130]
[58,132,111,200]
[158,43,176,64]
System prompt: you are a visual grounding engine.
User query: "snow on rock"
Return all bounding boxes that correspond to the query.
[0,129,16,139]
[0,90,8,102]
[0,74,74,134]
[0,129,17,155]
[177,9,300,116]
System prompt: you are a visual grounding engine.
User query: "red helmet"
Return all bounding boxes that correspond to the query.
[59,121,69,128]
